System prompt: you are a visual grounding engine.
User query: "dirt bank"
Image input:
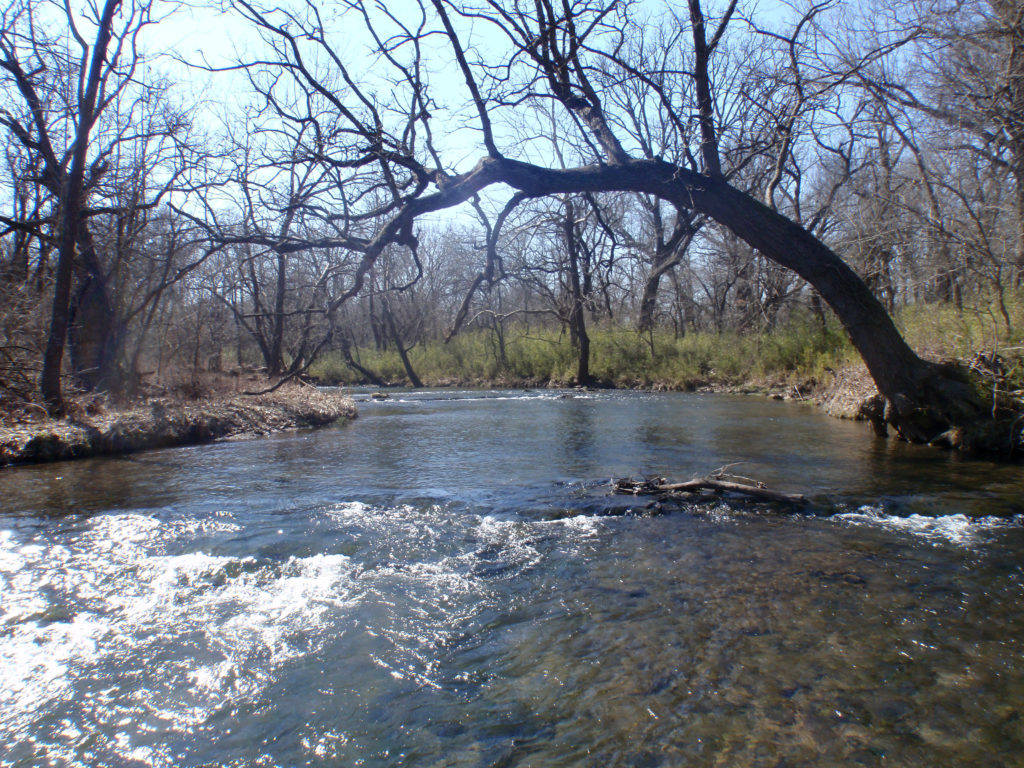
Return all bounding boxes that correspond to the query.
[811,366,879,419]
[809,362,1023,454]
[0,385,357,468]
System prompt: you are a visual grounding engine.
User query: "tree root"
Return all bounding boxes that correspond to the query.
[886,360,1024,455]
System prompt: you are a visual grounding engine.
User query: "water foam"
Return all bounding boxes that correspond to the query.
[0,512,359,766]
[834,505,1018,545]
[2,500,617,765]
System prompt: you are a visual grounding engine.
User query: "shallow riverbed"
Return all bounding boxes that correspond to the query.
[2,389,1023,766]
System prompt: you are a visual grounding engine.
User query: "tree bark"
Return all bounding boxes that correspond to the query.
[269,250,288,376]
[638,227,697,333]
[382,298,423,388]
[39,0,122,413]
[562,198,592,386]
[339,336,386,386]
[673,173,981,439]
[67,225,120,392]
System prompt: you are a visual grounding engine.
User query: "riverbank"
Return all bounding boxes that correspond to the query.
[312,303,1024,454]
[0,371,872,469]
[0,384,357,468]
[1,357,1017,467]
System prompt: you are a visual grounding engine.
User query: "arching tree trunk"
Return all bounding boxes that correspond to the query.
[220,0,1004,448]
[464,156,986,442]
[340,152,973,436]
[683,174,982,441]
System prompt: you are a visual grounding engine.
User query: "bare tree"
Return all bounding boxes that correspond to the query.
[0,0,204,410]
[212,0,997,441]
[854,0,1024,280]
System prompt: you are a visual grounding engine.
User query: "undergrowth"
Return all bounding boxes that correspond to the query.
[311,293,1024,392]
[311,310,857,388]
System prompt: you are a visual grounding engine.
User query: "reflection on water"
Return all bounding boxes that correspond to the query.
[1,389,1023,766]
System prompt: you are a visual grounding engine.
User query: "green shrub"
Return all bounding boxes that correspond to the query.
[308,297,1024,390]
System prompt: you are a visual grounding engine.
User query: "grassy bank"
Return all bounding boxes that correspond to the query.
[313,312,857,389]
[313,295,1024,393]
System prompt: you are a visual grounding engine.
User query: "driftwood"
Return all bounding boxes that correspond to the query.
[614,468,806,505]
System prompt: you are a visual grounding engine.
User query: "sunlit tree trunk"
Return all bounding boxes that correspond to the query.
[40,0,123,412]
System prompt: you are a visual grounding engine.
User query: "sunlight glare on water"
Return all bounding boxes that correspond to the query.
[1,389,1024,767]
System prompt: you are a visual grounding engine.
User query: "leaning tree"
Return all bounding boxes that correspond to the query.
[215,0,1010,445]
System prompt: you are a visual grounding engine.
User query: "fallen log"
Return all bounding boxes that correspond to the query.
[614,472,806,505]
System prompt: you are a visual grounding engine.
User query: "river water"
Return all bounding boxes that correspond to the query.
[2,389,1023,767]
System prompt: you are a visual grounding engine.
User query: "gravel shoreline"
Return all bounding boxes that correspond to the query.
[0,385,357,468]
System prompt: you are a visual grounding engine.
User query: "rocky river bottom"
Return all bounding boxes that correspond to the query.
[2,389,1023,767]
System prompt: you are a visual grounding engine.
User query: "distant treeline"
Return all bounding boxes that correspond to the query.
[1,0,1021,413]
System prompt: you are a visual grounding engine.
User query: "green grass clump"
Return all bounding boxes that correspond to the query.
[583,310,854,388]
[309,295,1024,391]
[311,311,855,389]
[894,289,1024,392]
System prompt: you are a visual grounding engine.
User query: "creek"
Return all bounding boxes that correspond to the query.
[1,389,1023,766]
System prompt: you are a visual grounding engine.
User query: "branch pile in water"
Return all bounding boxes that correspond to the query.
[614,471,806,505]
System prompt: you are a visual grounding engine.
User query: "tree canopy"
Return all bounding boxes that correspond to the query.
[2,0,1021,446]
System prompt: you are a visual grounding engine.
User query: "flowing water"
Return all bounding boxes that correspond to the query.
[2,389,1024,767]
